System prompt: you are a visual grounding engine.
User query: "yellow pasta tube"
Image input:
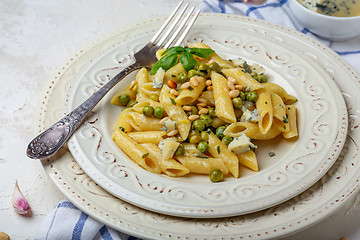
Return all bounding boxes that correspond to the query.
[138,83,161,99]
[126,111,163,131]
[176,76,206,105]
[256,88,273,135]
[222,68,262,90]
[211,71,237,123]
[283,105,298,139]
[237,150,259,172]
[127,131,167,145]
[208,132,239,178]
[141,143,189,177]
[113,108,133,133]
[262,83,297,104]
[113,129,161,174]
[271,93,290,132]
[136,67,150,85]
[176,156,229,175]
[164,63,186,83]
[159,85,191,140]
[224,122,281,140]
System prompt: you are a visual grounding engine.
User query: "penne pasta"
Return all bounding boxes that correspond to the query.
[211,71,237,123]
[237,150,259,172]
[159,85,191,140]
[224,122,281,140]
[128,131,167,145]
[256,88,273,135]
[283,105,298,139]
[176,76,206,105]
[271,93,290,132]
[262,83,297,104]
[113,129,161,174]
[141,143,189,177]
[208,132,239,178]
[176,156,229,175]
[222,68,262,91]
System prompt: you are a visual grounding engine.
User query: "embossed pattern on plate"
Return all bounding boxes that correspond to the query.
[62,15,348,218]
[37,14,359,239]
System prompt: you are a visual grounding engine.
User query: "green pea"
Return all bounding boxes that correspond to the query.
[222,136,233,145]
[189,135,202,144]
[118,94,130,106]
[177,72,188,83]
[246,91,258,102]
[201,131,209,142]
[197,63,210,76]
[200,114,212,126]
[197,141,209,153]
[153,106,164,119]
[193,119,206,132]
[142,105,154,117]
[232,97,243,110]
[127,99,137,108]
[209,168,223,182]
[239,91,246,101]
[186,106,198,117]
[258,74,268,83]
[208,107,216,117]
[175,144,185,156]
[216,126,226,139]
[209,62,221,73]
[188,69,199,78]
[149,94,159,102]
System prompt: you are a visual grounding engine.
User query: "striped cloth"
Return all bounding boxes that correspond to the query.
[35,1,359,239]
[35,200,139,240]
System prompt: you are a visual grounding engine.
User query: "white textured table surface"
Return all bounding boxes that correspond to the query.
[1,0,360,239]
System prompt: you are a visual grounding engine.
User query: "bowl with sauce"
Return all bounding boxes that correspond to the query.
[288,0,360,41]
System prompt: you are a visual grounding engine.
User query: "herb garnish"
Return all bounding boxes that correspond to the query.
[150,47,215,75]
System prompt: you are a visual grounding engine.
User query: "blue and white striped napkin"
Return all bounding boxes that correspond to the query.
[35,1,359,239]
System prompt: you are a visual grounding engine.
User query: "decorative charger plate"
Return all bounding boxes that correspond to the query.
[62,14,347,218]
[36,14,360,239]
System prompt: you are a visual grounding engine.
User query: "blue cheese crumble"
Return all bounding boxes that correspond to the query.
[228,134,257,154]
[161,118,176,132]
[152,67,165,88]
[240,109,260,122]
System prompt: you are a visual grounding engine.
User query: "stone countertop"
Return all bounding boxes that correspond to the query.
[1,0,360,239]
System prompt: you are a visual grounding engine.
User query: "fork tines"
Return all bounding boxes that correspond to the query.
[151,1,200,49]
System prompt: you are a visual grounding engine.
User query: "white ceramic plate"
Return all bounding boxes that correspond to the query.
[63,14,347,218]
[37,14,360,239]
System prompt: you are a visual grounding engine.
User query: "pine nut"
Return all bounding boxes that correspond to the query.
[228,80,235,90]
[159,117,169,125]
[196,76,205,84]
[188,115,200,121]
[129,80,137,90]
[167,129,179,136]
[235,84,244,90]
[181,82,191,90]
[197,98,207,103]
[182,105,193,111]
[229,89,240,98]
[206,80,212,86]
[190,77,199,87]
[228,76,237,84]
[170,89,179,96]
[197,102,207,108]
[207,86,213,91]
[168,80,177,89]
[198,108,209,115]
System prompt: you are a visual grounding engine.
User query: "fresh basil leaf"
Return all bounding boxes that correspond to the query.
[187,48,215,58]
[150,52,178,75]
[162,46,185,56]
[180,51,196,72]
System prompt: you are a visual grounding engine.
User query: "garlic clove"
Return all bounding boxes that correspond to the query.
[11,181,32,216]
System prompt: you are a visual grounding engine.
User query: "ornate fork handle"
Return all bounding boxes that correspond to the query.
[27,62,142,159]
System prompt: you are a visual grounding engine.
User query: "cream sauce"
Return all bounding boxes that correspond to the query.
[298,0,360,17]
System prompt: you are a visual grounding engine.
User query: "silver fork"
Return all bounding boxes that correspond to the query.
[27,1,200,160]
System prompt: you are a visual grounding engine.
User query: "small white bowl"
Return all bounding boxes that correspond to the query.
[288,0,360,41]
